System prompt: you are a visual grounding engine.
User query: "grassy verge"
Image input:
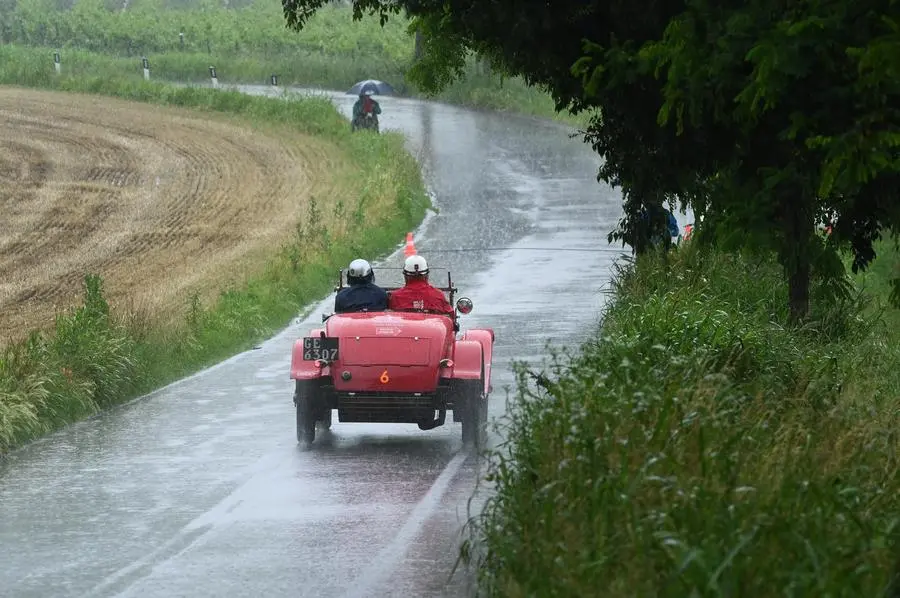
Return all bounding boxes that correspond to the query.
[1,0,589,126]
[467,240,900,595]
[16,44,585,126]
[0,64,430,454]
[851,237,900,333]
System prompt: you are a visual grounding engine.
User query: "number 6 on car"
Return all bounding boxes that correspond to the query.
[289,265,494,449]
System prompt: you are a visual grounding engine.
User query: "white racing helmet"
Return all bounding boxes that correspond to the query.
[403,255,429,277]
[347,258,374,284]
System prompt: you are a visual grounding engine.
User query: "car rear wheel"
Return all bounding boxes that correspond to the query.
[460,380,487,449]
[294,380,317,445]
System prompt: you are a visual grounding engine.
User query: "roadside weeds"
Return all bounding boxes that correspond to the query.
[465,240,900,596]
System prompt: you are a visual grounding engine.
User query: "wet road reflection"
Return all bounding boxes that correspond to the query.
[0,86,630,597]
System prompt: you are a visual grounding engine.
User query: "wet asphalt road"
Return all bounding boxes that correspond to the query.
[0,87,633,597]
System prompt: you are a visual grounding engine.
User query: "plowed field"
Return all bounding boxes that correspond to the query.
[0,87,346,344]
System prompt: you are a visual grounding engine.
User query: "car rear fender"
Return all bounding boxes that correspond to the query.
[450,340,485,387]
[458,328,494,394]
[290,331,328,381]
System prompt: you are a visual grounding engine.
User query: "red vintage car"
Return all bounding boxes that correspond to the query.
[289,268,495,447]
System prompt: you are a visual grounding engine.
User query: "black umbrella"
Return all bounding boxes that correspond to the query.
[346,79,396,96]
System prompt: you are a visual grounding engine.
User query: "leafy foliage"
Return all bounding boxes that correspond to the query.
[280,0,900,319]
[641,0,900,319]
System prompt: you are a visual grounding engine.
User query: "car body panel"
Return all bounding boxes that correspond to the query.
[291,312,493,389]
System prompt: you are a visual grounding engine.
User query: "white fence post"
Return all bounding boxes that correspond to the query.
[141,56,150,80]
[53,51,61,74]
[209,65,218,88]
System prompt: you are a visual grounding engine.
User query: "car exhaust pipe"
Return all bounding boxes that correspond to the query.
[418,408,446,430]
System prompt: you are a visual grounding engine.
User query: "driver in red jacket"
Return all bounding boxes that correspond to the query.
[388,255,454,316]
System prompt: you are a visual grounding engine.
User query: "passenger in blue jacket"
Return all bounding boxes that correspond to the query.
[334,258,388,313]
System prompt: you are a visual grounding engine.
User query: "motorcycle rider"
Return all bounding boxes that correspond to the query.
[352,91,381,128]
[334,258,388,313]
[388,255,454,316]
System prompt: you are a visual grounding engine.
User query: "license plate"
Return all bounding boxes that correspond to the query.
[302,337,339,361]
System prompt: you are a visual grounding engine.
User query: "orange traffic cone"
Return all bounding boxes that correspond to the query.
[404,232,417,257]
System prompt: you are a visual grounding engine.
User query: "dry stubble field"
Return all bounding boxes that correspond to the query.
[0,86,349,345]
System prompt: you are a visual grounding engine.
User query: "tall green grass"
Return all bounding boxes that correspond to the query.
[852,237,900,334]
[466,241,900,596]
[0,69,430,454]
[0,0,586,124]
[3,0,412,59]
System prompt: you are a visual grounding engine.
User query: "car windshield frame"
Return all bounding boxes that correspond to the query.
[336,267,455,294]
[326,267,467,321]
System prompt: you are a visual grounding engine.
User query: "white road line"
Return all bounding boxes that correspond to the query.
[342,449,469,598]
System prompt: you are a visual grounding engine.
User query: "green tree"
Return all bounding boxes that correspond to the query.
[281,0,900,321]
[642,0,900,320]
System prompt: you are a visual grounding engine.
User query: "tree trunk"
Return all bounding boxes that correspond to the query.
[783,194,814,324]
[787,258,810,324]
[414,28,423,61]
[484,57,493,76]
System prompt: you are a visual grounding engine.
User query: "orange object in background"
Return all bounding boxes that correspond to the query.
[404,232,417,257]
